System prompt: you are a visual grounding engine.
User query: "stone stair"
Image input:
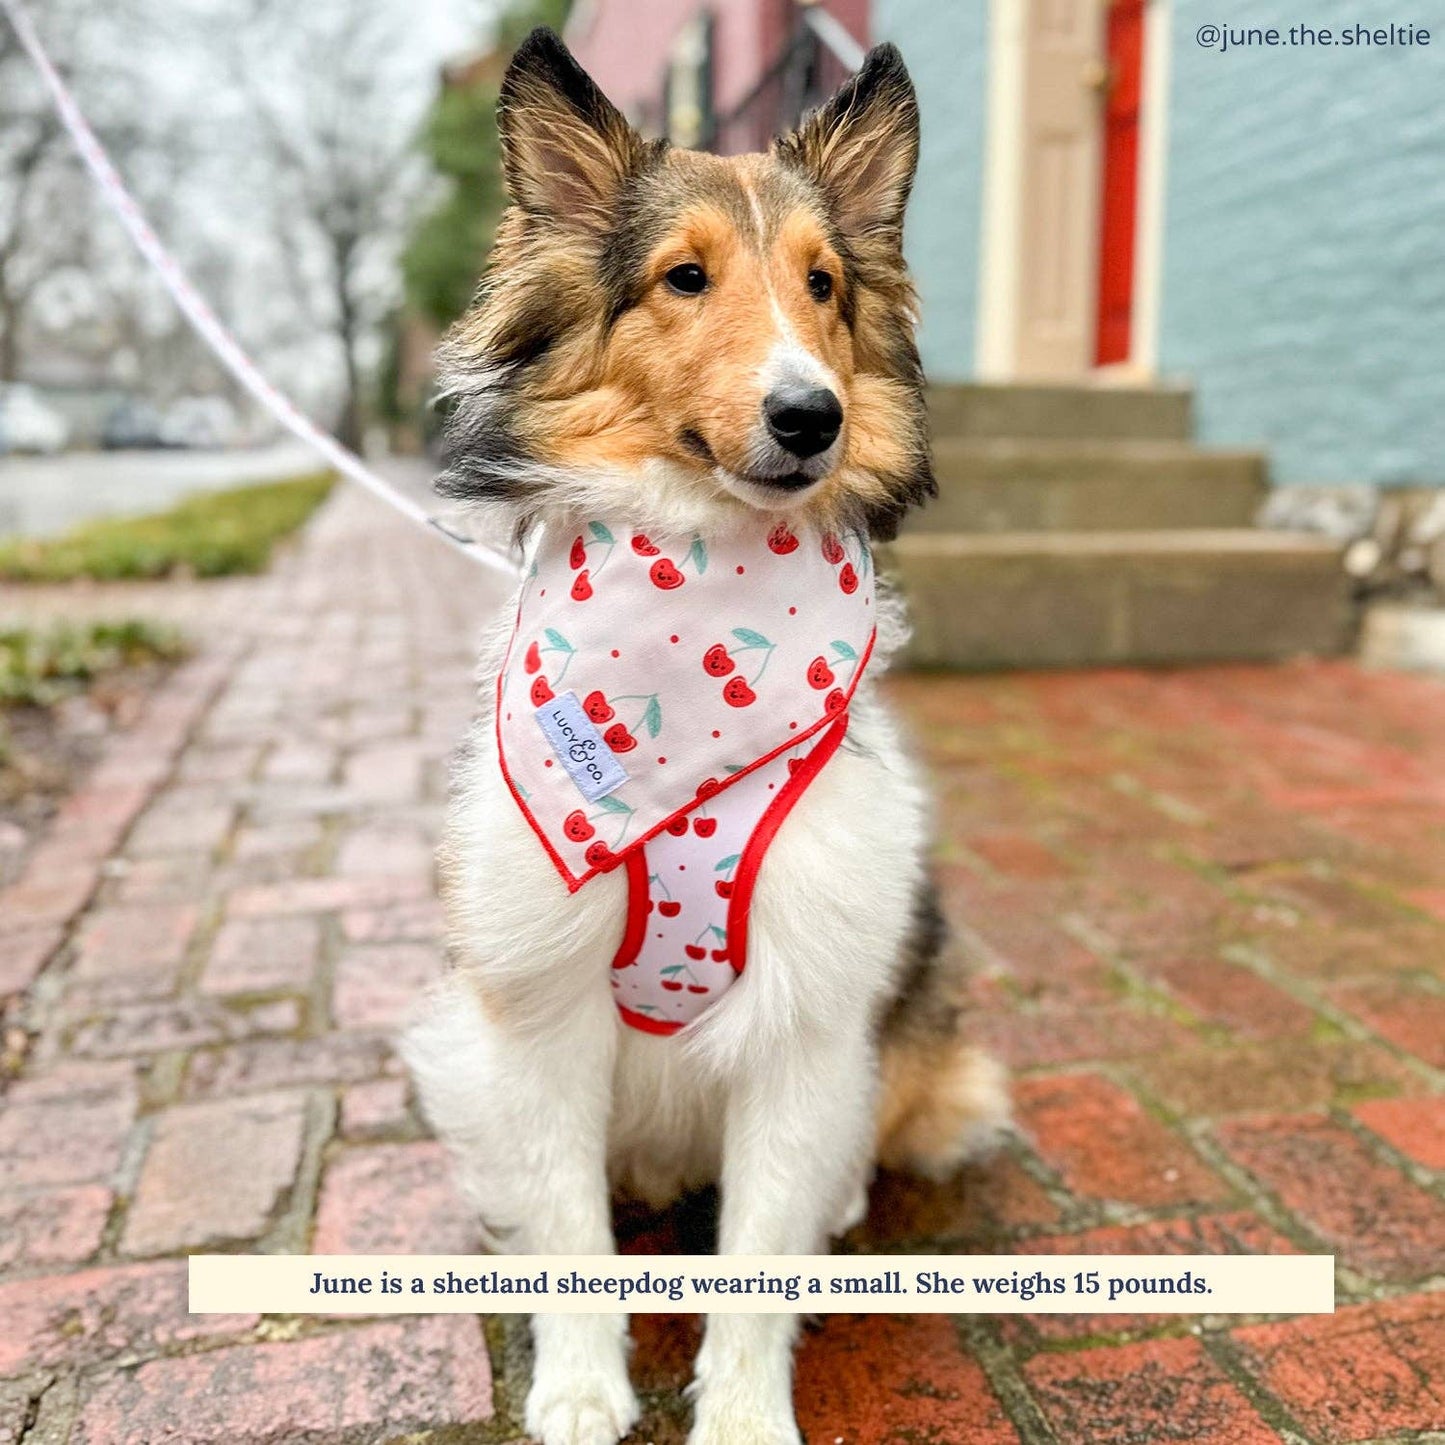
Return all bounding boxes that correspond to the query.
[885,382,1356,669]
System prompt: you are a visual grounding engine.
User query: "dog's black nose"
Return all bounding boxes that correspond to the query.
[763,385,843,460]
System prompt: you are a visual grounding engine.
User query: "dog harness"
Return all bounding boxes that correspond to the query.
[495,514,876,1034]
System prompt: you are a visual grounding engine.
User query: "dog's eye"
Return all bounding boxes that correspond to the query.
[807,269,834,302]
[664,264,708,296]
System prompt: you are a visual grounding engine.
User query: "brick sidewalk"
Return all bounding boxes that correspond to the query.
[1,487,1443,1444]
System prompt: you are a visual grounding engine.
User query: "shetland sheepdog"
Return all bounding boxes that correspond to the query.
[403,28,1009,1445]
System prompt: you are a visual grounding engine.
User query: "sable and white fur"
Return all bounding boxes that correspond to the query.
[403,29,1009,1445]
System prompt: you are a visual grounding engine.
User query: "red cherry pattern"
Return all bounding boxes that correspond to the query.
[524,640,542,674]
[767,524,800,555]
[604,723,637,753]
[807,656,835,689]
[693,816,717,838]
[530,676,553,706]
[722,676,757,708]
[584,690,614,723]
[631,533,659,556]
[571,569,593,601]
[569,536,587,570]
[838,562,858,595]
[650,558,684,589]
[702,644,735,677]
[658,900,682,918]
[563,810,594,842]
[821,533,845,564]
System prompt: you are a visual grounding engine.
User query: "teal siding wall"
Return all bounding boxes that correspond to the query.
[1160,1,1445,484]
[873,0,988,382]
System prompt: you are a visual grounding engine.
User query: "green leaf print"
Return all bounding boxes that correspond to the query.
[595,795,633,814]
[688,536,708,574]
[544,628,572,651]
[831,640,858,660]
[642,696,662,738]
[714,853,741,872]
[731,628,772,649]
[589,522,615,544]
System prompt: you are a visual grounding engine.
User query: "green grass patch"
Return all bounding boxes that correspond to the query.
[0,621,188,709]
[0,472,334,582]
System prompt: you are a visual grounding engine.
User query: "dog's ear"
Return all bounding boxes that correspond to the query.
[498,28,647,233]
[777,43,919,245]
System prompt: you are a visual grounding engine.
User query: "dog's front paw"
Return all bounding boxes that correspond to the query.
[525,1361,638,1445]
[527,1313,638,1445]
[688,1398,801,1445]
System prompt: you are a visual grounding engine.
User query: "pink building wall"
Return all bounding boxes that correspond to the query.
[565,0,867,131]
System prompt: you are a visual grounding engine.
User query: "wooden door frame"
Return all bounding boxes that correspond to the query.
[975,0,1172,381]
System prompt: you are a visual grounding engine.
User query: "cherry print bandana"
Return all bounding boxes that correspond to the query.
[496,515,877,892]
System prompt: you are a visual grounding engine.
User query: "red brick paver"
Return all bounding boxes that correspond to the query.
[1216,1113,1445,1283]
[2,488,1443,1442]
[69,1316,492,1445]
[1024,1336,1279,1444]
[1230,1293,1445,1442]
[795,1315,1021,1443]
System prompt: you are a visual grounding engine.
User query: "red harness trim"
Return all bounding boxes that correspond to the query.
[724,711,849,973]
[615,1003,685,1036]
[611,848,650,972]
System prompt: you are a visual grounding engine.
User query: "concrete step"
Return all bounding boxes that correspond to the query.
[914,438,1268,533]
[928,382,1193,443]
[883,530,1355,670]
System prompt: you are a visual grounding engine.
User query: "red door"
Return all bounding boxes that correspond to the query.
[1094,0,1146,366]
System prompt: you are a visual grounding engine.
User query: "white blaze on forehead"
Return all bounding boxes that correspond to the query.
[742,178,769,243]
[739,177,838,397]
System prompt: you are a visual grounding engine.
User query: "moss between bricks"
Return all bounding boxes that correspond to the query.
[0,472,334,582]
[0,620,187,711]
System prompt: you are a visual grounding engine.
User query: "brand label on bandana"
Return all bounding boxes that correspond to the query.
[535,690,630,802]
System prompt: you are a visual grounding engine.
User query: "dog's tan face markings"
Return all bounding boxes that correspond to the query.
[438,29,934,539]
[592,158,857,503]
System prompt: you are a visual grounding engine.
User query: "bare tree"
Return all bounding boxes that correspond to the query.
[222,0,432,449]
[0,2,73,380]
[0,0,157,384]
[4,0,443,436]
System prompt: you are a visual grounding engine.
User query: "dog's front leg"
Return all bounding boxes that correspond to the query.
[407,976,636,1445]
[688,1027,876,1445]
[506,999,637,1445]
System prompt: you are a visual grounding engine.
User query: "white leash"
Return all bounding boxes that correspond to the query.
[0,0,519,578]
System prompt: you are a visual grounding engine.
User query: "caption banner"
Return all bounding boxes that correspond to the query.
[190,1254,1334,1316]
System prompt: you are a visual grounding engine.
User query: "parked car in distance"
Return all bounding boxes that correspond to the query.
[159,395,238,449]
[0,385,71,455]
[101,398,166,450]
